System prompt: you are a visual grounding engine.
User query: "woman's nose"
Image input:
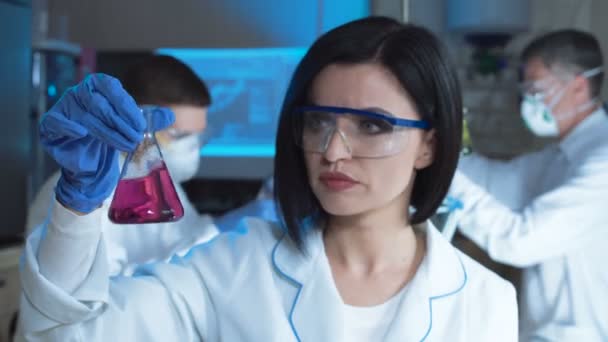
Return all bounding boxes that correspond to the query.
[322,128,353,162]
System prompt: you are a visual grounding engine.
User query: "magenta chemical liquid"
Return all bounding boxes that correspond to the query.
[109,162,184,224]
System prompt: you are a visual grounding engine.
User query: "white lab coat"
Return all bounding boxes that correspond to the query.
[25,170,219,276]
[450,107,608,341]
[19,200,517,341]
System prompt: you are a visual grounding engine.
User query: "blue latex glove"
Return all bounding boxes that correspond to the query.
[39,73,175,213]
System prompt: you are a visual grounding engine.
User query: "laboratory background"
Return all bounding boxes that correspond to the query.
[1,0,606,340]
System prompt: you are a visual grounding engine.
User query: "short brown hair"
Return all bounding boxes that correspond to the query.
[122,55,211,107]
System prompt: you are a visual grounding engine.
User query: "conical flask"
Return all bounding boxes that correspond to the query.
[108,106,184,224]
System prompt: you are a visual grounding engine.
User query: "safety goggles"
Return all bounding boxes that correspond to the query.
[293,105,431,158]
[519,82,557,100]
[519,66,603,98]
[164,127,211,146]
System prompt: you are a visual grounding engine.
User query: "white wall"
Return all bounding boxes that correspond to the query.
[591,0,608,99]
[47,0,441,50]
[409,0,443,34]
[371,0,405,21]
[531,0,593,32]
[50,0,319,49]
[49,0,371,50]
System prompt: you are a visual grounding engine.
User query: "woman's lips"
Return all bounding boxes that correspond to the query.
[319,171,359,191]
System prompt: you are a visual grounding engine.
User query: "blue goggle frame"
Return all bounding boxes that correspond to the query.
[295,105,432,130]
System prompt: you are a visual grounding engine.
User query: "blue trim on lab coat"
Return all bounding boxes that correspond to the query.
[271,233,303,342]
[419,256,468,341]
[271,229,469,341]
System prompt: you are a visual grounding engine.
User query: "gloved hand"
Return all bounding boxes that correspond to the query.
[39,73,175,213]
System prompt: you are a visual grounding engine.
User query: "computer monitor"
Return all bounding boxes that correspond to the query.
[156,47,307,180]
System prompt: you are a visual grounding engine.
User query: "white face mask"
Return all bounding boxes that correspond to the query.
[161,134,201,183]
[520,92,564,137]
[520,66,603,137]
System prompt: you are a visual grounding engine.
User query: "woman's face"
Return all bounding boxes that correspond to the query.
[304,63,435,218]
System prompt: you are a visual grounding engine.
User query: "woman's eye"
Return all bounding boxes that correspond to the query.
[304,112,332,131]
[359,118,392,134]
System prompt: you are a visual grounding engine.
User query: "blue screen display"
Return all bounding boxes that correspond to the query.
[156,47,307,158]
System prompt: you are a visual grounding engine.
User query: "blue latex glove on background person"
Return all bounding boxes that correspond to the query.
[39,73,175,213]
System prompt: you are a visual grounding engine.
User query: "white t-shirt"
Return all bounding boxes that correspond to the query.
[342,288,405,341]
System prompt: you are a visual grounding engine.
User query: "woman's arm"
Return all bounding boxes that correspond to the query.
[20,200,214,341]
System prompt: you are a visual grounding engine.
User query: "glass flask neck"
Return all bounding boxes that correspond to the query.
[141,105,161,142]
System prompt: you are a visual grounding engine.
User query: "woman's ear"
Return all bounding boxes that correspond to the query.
[414,129,436,170]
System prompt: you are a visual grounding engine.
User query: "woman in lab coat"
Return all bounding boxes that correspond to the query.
[24,55,219,276]
[20,17,517,341]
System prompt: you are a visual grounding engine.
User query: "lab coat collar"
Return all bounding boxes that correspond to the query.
[384,221,467,341]
[271,227,338,342]
[271,221,467,341]
[559,106,608,162]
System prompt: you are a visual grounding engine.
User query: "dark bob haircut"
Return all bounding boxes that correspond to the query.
[274,16,462,248]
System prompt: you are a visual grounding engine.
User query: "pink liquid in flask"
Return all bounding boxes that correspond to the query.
[108,162,184,224]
